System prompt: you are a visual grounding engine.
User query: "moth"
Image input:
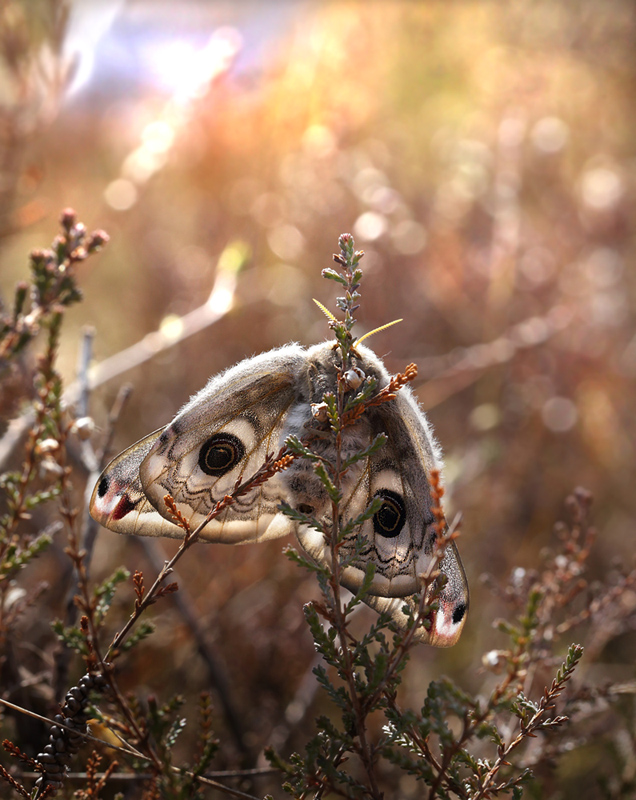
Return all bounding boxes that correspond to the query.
[90,342,468,646]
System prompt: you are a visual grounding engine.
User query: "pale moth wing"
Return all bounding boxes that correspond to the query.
[89,341,469,645]
[92,346,307,543]
[90,429,182,538]
[293,344,446,596]
[291,343,468,644]
[363,540,468,647]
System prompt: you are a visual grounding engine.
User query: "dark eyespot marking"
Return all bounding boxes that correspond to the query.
[298,504,314,515]
[97,477,109,497]
[198,433,245,476]
[373,490,406,539]
[452,603,467,625]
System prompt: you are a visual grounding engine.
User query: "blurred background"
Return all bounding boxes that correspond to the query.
[0,0,635,795]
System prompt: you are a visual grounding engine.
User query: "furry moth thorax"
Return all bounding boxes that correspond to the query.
[90,341,468,646]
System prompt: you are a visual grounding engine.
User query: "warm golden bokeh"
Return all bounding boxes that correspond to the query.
[1,2,635,796]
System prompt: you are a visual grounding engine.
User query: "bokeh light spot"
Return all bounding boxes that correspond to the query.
[369,186,402,215]
[391,220,427,255]
[470,404,501,431]
[518,247,556,287]
[141,120,175,153]
[353,211,387,242]
[531,116,569,154]
[207,279,235,315]
[513,317,549,346]
[217,241,251,275]
[498,115,526,148]
[301,124,336,158]
[122,146,167,184]
[352,167,388,203]
[267,264,310,306]
[542,396,578,432]
[583,247,623,288]
[580,165,623,210]
[159,314,185,341]
[104,178,137,210]
[251,193,284,228]
[143,29,241,101]
[268,225,305,261]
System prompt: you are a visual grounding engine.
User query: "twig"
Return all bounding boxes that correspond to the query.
[53,382,132,703]
[105,448,294,661]
[0,697,146,761]
[135,536,249,759]
[326,235,382,800]
[413,303,573,409]
[0,268,240,472]
[76,327,95,420]
[18,767,278,782]
[1,695,270,800]
[470,645,583,799]
[370,511,463,711]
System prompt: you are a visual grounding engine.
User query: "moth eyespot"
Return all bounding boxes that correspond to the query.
[372,490,406,539]
[452,603,467,625]
[97,477,109,498]
[198,433,245,476]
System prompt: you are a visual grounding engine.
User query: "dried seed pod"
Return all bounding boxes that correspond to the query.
[34,671,108,797]
[64,696,80,714]
[343,367,365,390]
[72,417,95,441]
[311,402,330,422]
[35,438,59,456]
